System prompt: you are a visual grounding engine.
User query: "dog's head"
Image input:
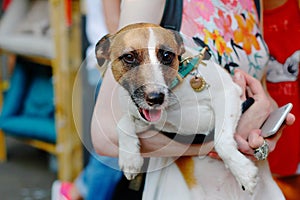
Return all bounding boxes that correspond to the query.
[96,23,185,122]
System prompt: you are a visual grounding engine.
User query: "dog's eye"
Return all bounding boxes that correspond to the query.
[121,53,136,64]
[159,50,175,65]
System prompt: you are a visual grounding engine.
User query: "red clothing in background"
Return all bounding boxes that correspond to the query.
[2,0,11,11]
[264,0,300,176]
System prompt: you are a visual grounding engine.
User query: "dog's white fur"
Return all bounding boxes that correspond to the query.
[96,23,284,199]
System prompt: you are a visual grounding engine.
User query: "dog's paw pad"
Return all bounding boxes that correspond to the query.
[237,164,258,193]
[124,172,139,180]
[228,156,258,193]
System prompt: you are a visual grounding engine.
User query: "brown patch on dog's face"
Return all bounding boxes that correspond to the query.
[95,23,185,114]
[108,24,184,87]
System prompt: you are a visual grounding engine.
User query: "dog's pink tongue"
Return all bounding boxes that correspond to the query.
[142,109,162,122]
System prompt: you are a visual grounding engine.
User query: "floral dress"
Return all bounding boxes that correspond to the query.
[181,0,269,80]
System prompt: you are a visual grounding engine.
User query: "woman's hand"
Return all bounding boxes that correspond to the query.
[234,113,295,161]
[232,69,295,160]
[209,69,295,160]
[233,69,272,138]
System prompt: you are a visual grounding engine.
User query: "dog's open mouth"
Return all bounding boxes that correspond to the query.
[139,108,162,122]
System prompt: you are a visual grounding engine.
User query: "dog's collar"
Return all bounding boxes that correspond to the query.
[170,47,211,90]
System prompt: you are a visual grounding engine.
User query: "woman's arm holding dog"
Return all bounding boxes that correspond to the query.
[91,68,214,157]
[91,68,294,158]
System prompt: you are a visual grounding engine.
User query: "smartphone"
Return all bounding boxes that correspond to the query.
[260,103,293,137]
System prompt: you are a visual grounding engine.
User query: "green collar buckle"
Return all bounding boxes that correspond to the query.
[170,47,210,90]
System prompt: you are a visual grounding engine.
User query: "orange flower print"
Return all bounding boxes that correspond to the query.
[233,13,260,55]
[204,29,232,56]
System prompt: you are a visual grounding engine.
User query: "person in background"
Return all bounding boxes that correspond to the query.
[263,0,300,198]
[263,0,300,177]
[91,0,295,199]
[51,0,122,200]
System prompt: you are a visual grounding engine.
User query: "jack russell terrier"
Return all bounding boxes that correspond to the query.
[95,23,284,199]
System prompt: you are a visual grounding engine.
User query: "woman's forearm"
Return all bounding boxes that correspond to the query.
[118,0,166,29]
[102,0,121,33]
[92,116,213,158]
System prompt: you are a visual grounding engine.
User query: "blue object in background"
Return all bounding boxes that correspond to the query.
[0,59,56,143]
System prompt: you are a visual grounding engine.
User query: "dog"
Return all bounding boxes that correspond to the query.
[95,23,284,199]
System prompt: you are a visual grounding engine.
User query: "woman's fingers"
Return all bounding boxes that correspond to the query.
[208,151,221,160]
[248,130,264,149]
[234,134,254,155]
[233,69,247,100]
[265,112,295,152]
[285,112,296,126]
[236,69,265,96]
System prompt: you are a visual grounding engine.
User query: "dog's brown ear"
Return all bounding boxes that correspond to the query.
[171,30,185,56]
[95,34,111,67]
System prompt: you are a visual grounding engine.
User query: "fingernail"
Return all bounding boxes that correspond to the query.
[208,152,217,158]
[234,71,242,81]
[258,129,262,136]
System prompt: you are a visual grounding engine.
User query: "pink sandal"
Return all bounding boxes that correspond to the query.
[51,180,73,200]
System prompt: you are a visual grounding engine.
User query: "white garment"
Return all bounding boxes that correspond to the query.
[143,157,285,200]
[142,157,192,200]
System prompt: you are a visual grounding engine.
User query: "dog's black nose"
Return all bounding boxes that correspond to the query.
[146,92,165,106]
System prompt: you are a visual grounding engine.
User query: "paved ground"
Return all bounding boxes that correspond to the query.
[0,137,56,200]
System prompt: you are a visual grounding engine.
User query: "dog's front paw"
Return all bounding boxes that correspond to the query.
[119,153,144,180]
[233,158,258,193]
